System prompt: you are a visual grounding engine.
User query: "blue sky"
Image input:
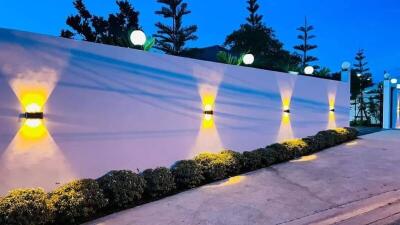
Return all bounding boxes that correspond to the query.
[1,0,399,81]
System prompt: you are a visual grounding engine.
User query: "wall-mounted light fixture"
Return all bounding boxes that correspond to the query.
[19,102,44,129]
[203,104,214,118]
[20,112,44,119]
[20,103,44,119]
[283,109,290,113]
[330,108,335,112]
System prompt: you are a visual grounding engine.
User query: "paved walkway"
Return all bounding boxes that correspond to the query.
[86,130,400,225]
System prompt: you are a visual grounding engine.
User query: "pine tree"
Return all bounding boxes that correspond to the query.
[352,49,374,123]
[246,0,263,27]
[154,0,198,56]
[294,17,318,69]
[224,0,299,71]
[61,0,140,48]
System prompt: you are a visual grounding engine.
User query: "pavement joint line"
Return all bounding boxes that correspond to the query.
[334,199,400,225]
[366,211,400,225]
[268,167,334,205]
[277,187,400,225]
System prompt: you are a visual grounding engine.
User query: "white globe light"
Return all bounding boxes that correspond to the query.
[357,73,362,77]
[341,61,351,70]
[130,30,146,46]
[243,54,255,65]
[304,66,314,75]
[391,78,398,84]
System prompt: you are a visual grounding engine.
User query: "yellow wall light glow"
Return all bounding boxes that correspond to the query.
[327,111,337,129]
[277,112,294,142]
[20,119,47,139]
[18,92,47,139]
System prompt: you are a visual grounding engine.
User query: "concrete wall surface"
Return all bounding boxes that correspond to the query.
[0,28,349,194]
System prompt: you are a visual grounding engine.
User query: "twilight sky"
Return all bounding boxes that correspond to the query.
[0,0,399,81]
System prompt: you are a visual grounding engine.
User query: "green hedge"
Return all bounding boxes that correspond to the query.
[0,188,52,225]
[142,167,176,198]
[97,170,146,209]
[171,160,204,189]
[194,150,243,182]
[48,179,108,225]
[0,127,358,225]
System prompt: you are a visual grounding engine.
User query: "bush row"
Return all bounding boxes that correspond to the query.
[0,127,357,225]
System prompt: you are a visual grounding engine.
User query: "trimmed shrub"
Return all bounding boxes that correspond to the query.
[241,148,278,171]
[142,167,176,198]
[301,136,319,153]
[268,139,310,162]
[194,150,243,182]
[97,170,146,209]
[313,127,358,150]
[171,160,204,189]
[241,149,264,172]
[220,150,243,176]
[194,152,227,182]
[48,179,108,225]
[0,188,52,225]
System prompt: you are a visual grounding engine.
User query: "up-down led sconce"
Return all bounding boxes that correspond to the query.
[19,103,44,129]
[203,104,214,121]
[283,105,291,113]
[20,103,44,119]
[330,108,335,112]
[20,112,44,119]
[204,105,214,114]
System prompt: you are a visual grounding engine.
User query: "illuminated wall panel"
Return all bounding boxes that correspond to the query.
[0,28,349,194]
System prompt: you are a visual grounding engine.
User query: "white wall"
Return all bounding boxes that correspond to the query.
[0,28,349,194]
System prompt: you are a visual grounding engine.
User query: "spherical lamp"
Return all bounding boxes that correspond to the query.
[391,78,398,84]
[341,61,351,71]
[243,54,255,65]
[304,66,314,75]
[130,30,146,46]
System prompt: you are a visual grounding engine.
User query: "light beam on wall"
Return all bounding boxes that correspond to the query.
[191,84,223,157]
[277,75,297,114]
[277,112,294,142]
[276,75,296,142]
[327,81,338,130]
[191,67,224,157]
[327,111,337,130]
[0,68,76,194]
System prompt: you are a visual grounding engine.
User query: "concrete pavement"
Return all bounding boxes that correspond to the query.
[86,130,400,225]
